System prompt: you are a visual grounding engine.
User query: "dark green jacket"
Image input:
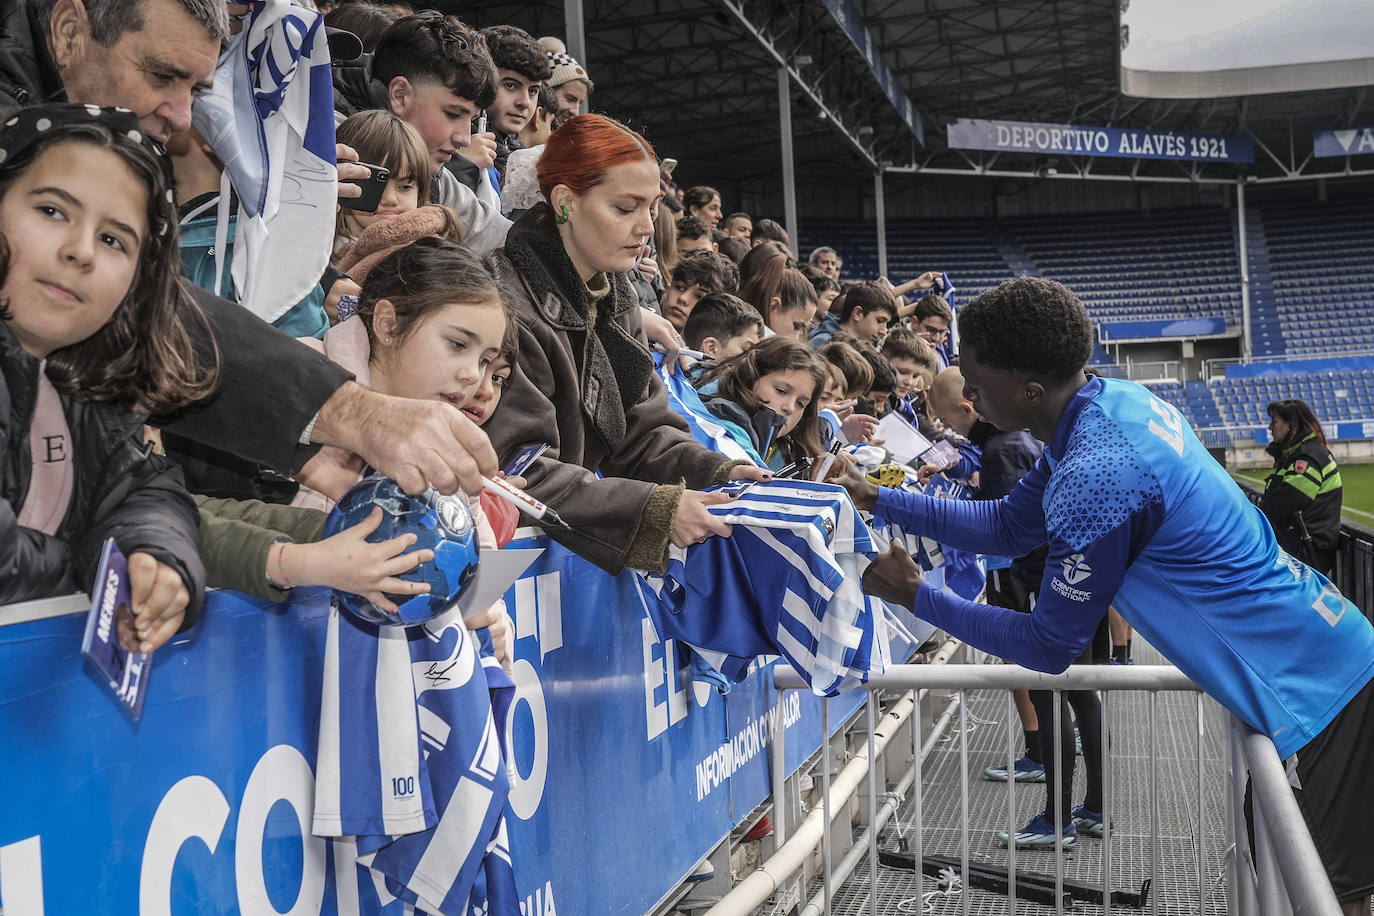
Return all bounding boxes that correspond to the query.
[195,496,326,602]
[1260,433,1343,557]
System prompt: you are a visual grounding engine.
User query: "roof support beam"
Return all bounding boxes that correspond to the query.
[717,0,879,169]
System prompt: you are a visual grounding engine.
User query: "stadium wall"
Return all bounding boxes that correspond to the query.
[0,534,927,915]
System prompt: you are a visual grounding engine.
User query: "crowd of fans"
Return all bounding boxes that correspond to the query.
[1,1,1370,911]
[0,0,971,630]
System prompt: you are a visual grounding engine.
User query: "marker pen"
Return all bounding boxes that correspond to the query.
[482,475,571,531]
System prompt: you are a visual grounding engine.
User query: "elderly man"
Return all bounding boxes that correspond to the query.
[0,0,497,497]
[809,245,842,280]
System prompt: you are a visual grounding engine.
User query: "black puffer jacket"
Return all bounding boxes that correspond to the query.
[0,2,62,113]
[1,323,206,620]
[332,52,388,118]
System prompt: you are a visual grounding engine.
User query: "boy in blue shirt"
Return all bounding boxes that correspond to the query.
[841,277,1374,911]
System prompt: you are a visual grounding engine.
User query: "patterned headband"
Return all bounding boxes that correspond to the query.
[0,102,176,237]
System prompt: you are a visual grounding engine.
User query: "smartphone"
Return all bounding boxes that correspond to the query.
[338,162,390,212]
[660,157,678,176]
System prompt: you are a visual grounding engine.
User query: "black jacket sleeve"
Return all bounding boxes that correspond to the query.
[149,285,354,475]
[0,501,75,605]
[71,432,208,629]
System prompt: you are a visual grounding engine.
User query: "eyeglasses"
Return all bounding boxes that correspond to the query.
[918,323,950,339]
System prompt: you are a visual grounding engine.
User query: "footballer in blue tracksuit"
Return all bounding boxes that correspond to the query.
[844,277,1374,909]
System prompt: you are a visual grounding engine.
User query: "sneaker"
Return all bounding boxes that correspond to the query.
[997,813,1077,849]
[1072,805,1112,838]
[982,755,1046,783]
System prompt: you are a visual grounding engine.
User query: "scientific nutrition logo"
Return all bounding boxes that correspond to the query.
[1061,553,1093,585]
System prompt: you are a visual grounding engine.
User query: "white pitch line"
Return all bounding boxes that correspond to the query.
[1232,473,1374,524]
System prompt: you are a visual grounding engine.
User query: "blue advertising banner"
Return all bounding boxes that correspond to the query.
[0,535,922,915]
[1100,317,1230,340]
[1313,127,1374,158]
[821,0,923,145]
[1253,419,1374,445]
[946,117,1254,164]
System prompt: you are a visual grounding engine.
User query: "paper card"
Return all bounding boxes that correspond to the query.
[920,439,961,469]
[456,548,545,620]
[80,539,151,722]
[503,443,551,478]
[875,412,934,466]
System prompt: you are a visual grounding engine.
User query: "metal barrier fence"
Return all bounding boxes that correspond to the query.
[700,660,1343,916]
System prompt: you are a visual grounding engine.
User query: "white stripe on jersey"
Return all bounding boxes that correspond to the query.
[377,627,426,831]
[314,607,344,833]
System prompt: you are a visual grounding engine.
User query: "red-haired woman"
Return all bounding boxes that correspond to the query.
[486,114,768,574]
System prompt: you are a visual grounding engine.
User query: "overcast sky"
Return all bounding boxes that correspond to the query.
[1122,0,1373,71]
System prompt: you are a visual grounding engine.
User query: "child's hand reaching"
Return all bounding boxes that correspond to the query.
[122,551,190,652]
[464,600,515,676]
[278,508,435,614]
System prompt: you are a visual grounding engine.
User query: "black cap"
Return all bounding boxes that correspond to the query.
[324,26,363,65]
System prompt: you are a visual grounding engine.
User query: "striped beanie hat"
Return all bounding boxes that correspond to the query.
[539,36,594,89]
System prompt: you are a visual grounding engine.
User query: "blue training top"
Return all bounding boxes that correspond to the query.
[875,375,1374,758]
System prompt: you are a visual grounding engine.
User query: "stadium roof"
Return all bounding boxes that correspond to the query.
[456,0,1374,189]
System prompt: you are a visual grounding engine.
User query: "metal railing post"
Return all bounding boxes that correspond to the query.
[820,698,832,916]
[1102,689,1114,916]
[1227,722,1259,916]
[958,690,970,916]
[771,689,788,848]
[1149,691,1160,916]
[865,693,878,916]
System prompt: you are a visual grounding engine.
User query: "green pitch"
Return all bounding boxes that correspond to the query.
[1232,462,1374,528]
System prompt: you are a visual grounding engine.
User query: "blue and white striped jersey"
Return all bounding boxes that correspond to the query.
[638,480,878,695]
[314,603,517,915]
[655,356,762,464]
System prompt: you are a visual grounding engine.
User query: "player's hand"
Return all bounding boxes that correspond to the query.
[286,508,433,613]
[834,453,880,511]
[124,551,190,652]
[671,490,733,547]
[860,542,924,609]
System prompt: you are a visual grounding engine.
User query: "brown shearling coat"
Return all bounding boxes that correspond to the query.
[485,205,734,574]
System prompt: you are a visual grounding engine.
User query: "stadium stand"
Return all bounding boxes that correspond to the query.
[1210,369,1374,430]
[804,198,1374,441]
[1009,207,1243,326]
[1262,199,1374,356]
